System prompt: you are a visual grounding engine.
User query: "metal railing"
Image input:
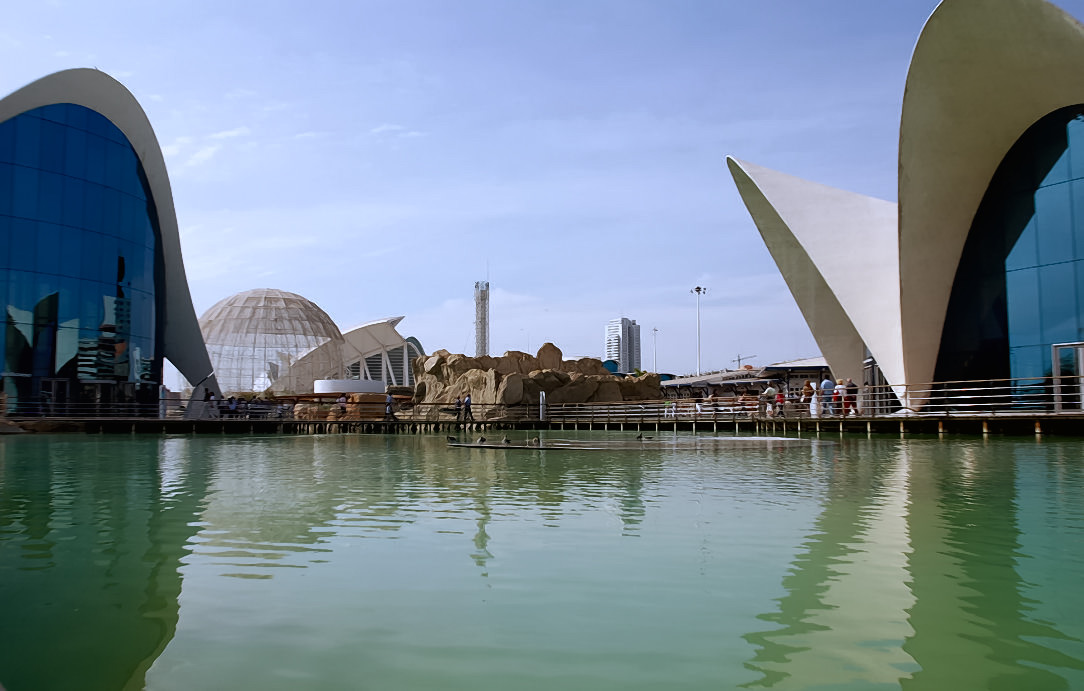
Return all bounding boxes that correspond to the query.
[4,375,1084,422]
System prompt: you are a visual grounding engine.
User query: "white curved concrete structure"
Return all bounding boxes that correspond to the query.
[0,69,218,399]
[728,0,1084,405]
[898,0,1084,390]
[727,158,901,393]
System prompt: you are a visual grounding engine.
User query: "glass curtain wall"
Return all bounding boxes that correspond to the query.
[0,104,162,415]
[935,105,1084,391]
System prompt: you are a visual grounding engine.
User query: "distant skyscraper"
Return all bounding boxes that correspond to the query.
[604,318,641,372]
[474,281,490,357]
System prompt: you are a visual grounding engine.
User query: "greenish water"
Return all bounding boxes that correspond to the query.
[1,432,1082,690]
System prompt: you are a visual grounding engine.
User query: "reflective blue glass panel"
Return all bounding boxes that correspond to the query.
[937,106,1084,383]
[0,103,162,411]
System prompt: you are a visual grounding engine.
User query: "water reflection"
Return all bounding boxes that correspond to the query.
[741,439,1084,689]
[2,433,1083,690]
[0,435,210,691]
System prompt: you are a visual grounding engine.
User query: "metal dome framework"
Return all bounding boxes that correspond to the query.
[199,289,345,395]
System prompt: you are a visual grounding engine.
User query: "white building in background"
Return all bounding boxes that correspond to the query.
[605,318,641,373]
[198,288,424,395]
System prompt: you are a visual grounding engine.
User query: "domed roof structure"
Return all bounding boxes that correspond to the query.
[199,289,345,394]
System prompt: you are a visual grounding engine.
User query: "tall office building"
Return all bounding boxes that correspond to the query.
[604,318,641,373]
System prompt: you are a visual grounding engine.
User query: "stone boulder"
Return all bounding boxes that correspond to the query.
[548,374,600,404]
[537,342,563,370]
[591,379,624,402]
[496,372,525,405]
[410,343,662,408]
[618,372,663,401]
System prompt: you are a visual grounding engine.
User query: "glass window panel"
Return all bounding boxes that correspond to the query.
[79,232,103,284]
[1039,261,1079,343]
[13,115,40,168]
[1035,183,1074,265]
[63,126,87,179]
[0,163,11,216]
[1010,345,1046,380]
[58,227,82,278]
[1007,267,1041,347]
[9,219,35,271]
[0,120,14,164]
[0,215,9,270]
[36,171,64,224]
[1041,148,1071,187]
[104,142,130,189]
[119,194,144,242]
[1072,180,1084,262]
[35,223,61,277]
[118,240,142,287]
[85,112,113,141]
[1069,116,1084,180]
[101,187,121,237]
[64,104,88,132]
[82,182,105,233]
[12,166,39,219]
[84,133,106,185]
[61,176,86,228]
[38,104,67,124]
[38,120,65,173]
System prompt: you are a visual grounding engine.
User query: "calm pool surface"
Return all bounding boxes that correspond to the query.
[1,432,1082,690]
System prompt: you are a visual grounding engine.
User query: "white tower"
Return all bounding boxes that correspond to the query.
[474,281,490,357]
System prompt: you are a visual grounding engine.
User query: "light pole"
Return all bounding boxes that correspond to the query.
[691,286,707,375]
[652,327,658,373]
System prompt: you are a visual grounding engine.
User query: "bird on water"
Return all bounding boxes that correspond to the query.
[502,436,511,444]
[527,437,540,447]
[476,436,486,444]
[446,436,457,443]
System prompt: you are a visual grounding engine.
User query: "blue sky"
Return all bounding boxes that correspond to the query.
[6,0,1084,377]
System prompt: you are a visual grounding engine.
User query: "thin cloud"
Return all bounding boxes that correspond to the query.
[210,126,251,140]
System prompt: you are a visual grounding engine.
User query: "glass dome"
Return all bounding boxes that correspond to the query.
[198,289,345,395]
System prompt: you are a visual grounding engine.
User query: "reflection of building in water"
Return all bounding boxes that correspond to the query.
[743,441,1084,689]
[742,445,915,687]
[0,437,212,690]
[0,69,217,415]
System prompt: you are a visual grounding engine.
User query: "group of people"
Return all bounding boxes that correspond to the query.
[452,394,474,423]
[798,377,860,417]
[201,390,286,419]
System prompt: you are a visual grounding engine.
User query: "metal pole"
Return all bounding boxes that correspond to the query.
[691,286,707,376]
[652,327,658,373]
[696,292,701,375]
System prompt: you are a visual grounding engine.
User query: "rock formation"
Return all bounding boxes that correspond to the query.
[412,343,661,418]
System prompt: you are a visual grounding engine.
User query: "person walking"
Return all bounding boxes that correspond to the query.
[834,379,847,416]
[845,377,859,416]
[454,396,462,422]
[384,393,396,421]
[801,380,815,418]
[820,376,836,416]
[463,393,474,422]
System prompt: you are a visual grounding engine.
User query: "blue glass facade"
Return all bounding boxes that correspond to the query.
[936,105,1084,384]
[0,103,162,412]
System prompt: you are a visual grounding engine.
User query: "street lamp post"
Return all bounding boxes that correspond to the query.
[652,327,658,373]
[691,286,707,376]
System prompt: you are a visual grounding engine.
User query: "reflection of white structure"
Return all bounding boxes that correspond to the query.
[199,289,424,395]
[728,0,1084,409]
[605,317,641,373]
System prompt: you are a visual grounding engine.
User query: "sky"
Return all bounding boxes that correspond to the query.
[6,0,1084,379]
